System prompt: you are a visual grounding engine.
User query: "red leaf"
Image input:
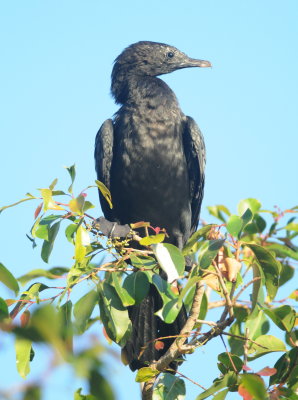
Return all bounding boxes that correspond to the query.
[34,202,43,219]
[102,327,112,344]
[20,310,30,327]
[80,192,87,198]
[5,299,16,306]
[170,286,179,295]
[242,364,252,371]
[238,384,253,400]
[130,221,150,229]
[155,340,164,351]
[257,367,277,377]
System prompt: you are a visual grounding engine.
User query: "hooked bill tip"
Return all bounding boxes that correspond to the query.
[197,60,212,68]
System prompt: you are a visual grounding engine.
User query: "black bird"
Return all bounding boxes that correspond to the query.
[95,41,210,370]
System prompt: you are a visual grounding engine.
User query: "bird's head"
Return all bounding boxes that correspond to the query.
[112,41,211,78]
[111,41,211,103]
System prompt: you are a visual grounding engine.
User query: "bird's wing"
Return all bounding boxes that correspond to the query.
[94,118,114,219]
[183,116,206,232]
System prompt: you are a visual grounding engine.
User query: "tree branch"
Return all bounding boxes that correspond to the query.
[142,282,205,399]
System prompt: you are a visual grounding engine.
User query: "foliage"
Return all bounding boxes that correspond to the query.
[0,165,297,400]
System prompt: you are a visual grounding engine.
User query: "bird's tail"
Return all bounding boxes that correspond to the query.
[122,285,187,371]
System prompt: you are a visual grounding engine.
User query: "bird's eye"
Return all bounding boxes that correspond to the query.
[167,51,174,58]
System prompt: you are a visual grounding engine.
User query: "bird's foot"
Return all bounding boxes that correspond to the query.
[93,216,131,239]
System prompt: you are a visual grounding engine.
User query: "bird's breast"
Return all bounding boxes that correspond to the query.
[110,107,191,239]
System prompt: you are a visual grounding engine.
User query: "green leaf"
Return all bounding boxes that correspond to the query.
[284,222,298,232]
[217,352,243,373]
[130,255,157,270]
[74,388,97,400]
[254,214,267,233]
[178,276,201,306]
[269,352,291,386]
[238,198,261,215]
[59,301,73,349]
[264,305,296,332]
[151,275,181,323]
[10,283,49,319]
[110,273,135,306]
[226,215,243,237]
[248,334,286,360]
[279,262,295,286]
[49,178,58,190]
[198,239,225,269]
[89,369,115,400]
[32,214,61,240]
[161,298,182,324]
[245,309,269,340]
[207,205,231,223]
[0,297,9,321]
[139,233,165,246]
[0,194,38,214]
[228,321,244,356]
[0,262,19,294]
[95,180,113,209]
[52,190,67,196]
[22,385,41,400]
[98,282,131,346]
[15,338,32,378]
[69,195,86,215]
[74,290,98,334]
[122,271,150,305]
[66,164,76,194]
[245,244,281,300]
[18,267,69,285]
[212,389,229,400]
[74,225,90,262]
[196,371,237,399]
[34,224,49,240]
[239,373,268,400]
[39,188,63,211]
[151,274,176,305]
[265,243,298,261]
[135,367,159,383]
[182,224,215,255]
[153,243,185,282]
[250,263,263,313]
[153,373,186,400]
[65,223,78,243]
[244,214,267,234]
[41,221,61,263]
[288,365,298,389]
[82,201,95,213]
[270,348,298,386]
[240,208,253,228]
[30,305,63,346]
[286,329,298,349]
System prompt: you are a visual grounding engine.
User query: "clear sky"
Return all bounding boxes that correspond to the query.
[0,1,297,399]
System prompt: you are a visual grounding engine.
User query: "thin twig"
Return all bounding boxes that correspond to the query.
[212,260,234,321]
[168,369,207,391]
[155,282,205,371]
[142,282,206,399]
[221,331,268,349]
[219,335,238,374]
[234,277,261,302]
[208,300,249,310]
[243,328,249,366]
[190,317,235,348]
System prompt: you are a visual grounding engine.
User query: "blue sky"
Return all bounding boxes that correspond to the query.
[0,1,297,399]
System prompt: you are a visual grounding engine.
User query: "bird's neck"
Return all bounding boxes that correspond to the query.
[111,72,177,106]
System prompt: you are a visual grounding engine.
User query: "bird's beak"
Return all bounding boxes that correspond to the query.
[185,58,212,68]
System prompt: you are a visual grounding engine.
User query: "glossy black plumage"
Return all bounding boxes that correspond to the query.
[95,41,209,370]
